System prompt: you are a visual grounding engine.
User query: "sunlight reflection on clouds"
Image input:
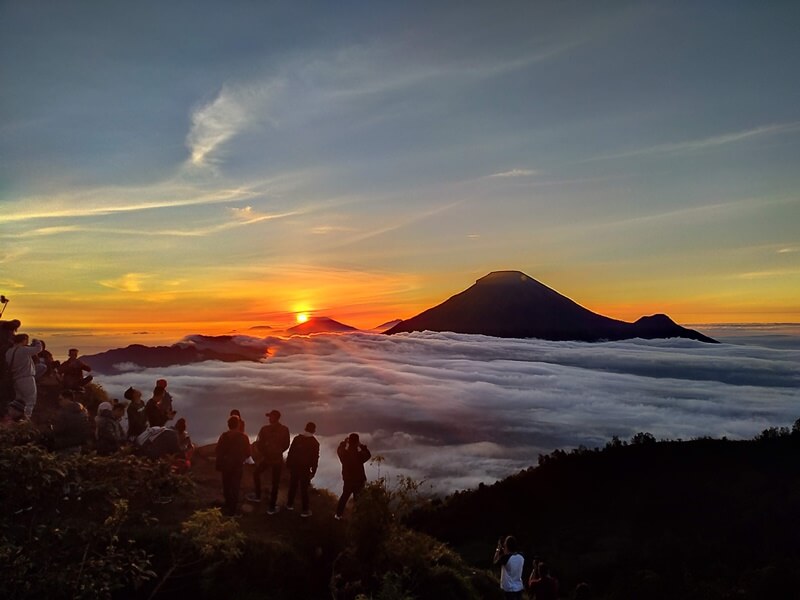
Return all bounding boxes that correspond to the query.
[98,331,800,493]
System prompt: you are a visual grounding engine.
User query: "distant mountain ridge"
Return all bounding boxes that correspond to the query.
[84,342,263,374]
[285,316,359,335]
[386,270,717,343]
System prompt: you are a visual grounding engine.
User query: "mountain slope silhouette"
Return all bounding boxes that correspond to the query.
[385,271,717,342]
[286,316,359,335]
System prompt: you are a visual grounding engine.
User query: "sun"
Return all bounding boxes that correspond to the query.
[296,312,309,324]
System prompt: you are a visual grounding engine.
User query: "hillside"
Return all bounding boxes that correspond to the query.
[387,270,717,343]
[409,429,800,599]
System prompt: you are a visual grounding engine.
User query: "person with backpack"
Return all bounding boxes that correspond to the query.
[285,421,320,517]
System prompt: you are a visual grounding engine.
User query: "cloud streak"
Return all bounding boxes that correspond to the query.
[95,330,800,493]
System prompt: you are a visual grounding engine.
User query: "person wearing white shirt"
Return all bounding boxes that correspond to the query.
[4,334,42,418]
[494,535,525,599]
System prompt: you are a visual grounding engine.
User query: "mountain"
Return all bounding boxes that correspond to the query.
[370,319,403,333]
[385,270,717,342]
[285,316,359,335]
[84,342,263,375]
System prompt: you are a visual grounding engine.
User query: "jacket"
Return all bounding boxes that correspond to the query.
[337,440,371,484]
[255,422,290,465]
[215,429,251,472]
[286,432,320,474]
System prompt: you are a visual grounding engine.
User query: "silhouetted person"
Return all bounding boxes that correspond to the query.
[494,535,524,599]
[125,387,148,439]
[5,334,43,418]
[154,378,174,414]
[51,389,92,455]
[0,319,20,352]
[229,409,246,432]
[335,433,371,519]
[528,560,559,600]
[286,421,320,517]
[215,415,251,516]
[145,386,173,427]
[96,401,126,456]
[248,409,290,514]
[58,348,93,390]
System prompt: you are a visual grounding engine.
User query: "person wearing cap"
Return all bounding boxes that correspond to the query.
[247,409,290,514]
[335,433,371,519]
[285,422,320,517]
[125,387,148,439]
[96,400,127,456]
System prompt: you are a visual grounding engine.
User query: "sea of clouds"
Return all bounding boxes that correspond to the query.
[96,330,800,494]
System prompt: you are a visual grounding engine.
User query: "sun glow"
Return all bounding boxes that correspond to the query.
[296,312,309,324]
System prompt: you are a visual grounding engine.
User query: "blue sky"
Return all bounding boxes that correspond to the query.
[2,1,799,333]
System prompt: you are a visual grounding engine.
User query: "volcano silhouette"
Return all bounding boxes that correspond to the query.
[385,271,717,343]
[286,316,359,335]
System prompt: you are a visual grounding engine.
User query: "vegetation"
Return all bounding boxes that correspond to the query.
[410,421,800,599]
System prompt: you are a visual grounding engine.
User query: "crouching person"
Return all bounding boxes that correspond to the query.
[51,390,92,455]
[96,401,127,456]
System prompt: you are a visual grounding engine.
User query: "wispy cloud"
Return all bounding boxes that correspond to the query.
[186,82,282,168]
[778,247,799,254]
[584,122,800,163]
[488,168,538,178]
[99,273,150,292]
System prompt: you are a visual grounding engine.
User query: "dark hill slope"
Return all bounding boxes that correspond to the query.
[84,343,261,374]
[410,434,800,598]
[386,271,716,342]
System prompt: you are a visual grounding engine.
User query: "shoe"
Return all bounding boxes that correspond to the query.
[285,505,294,511]
[266,506,279,515]
[334,514,343,520]
[245,493,261,503]
[301,510,312,518]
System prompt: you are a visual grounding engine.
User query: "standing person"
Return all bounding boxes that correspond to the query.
[229,409,246,432]
[247,409,290,514]
[215,415,251,516]
[58,348,93,390]
[145,387,172,427]
[125,387,148,439]
[5,334,43,418]
[494,535,524,599]
[285,422,320,517]
[528,559,559,600]
[334,433,371,520]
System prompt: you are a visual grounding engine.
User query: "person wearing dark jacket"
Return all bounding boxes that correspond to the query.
[248,409,290,514]
[51,389,92,454]
[285,422,320,517]
[125,387,148,439]
[215,415,251,516]
[335,432,371,519]
[145,387,173,428]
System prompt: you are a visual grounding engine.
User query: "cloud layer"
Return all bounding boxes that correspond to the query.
[96,330,800,493]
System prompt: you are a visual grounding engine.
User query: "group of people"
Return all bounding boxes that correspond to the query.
[215,408,371,520]
[495,535,591,599]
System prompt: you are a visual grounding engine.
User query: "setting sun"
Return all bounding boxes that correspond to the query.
[296,312,309,324]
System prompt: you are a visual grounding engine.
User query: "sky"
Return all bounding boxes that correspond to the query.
[96,329,800,493]
[2,1,800,337]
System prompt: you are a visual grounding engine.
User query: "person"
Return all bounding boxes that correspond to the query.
[154,378,174,414]
[229,409,246,432]
[1,399,26,425]
[96,401,127,456]
[215,415,251,516]
[574,582,592,600]
[145,386,173,427]
[58,348,93,390]
[0,319,20,352]
[494,535,524,599]
[51,389,93,455]
[285,421,320,517]
[171,417,195,468]
[5,334,43,418]
[125,387,148,439]
[528,559,559,600]
[248,409,290,514]
[135,425,180,460]
[334,433,371,519]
